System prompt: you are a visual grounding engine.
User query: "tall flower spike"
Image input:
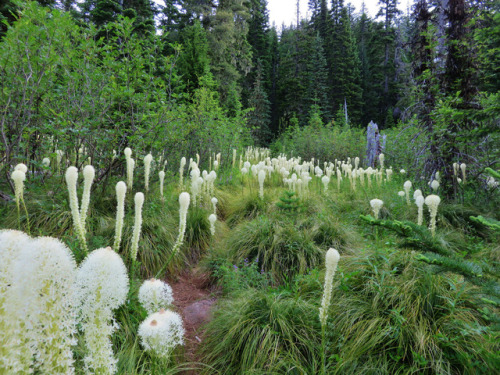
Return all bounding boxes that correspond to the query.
[403,180,412,205]
[258,169,266,199]
[138,279,174,314]
[370,199,384,220]
[460,163,466,184]
[209,214,216,236]
[430,180,439,191]
[9,236,77,375]
[179,157,186,189]
[322,176,330,192]
[65,167,87,253]
[425,195,441,237]
[15,163,28,173]
[319,248,340,327]
[113,181,127,252]
[75,247,128,375]
[144,154,153,192]
[56,150,64,174]
[211,197,218,215]
[11,170,25,213]
[416,195,424,226]
[131,192,144,262]
[171,192,190,256]
[80,165,95,235]
[42,158,50,168]
[159,171,165,198]
[127,158,135,191]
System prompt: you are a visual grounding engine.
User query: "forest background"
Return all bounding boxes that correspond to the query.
[0,0,498,194]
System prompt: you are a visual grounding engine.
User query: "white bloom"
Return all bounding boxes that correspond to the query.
[403,181,412,205]
[424,195,441,237]
[400,169,406,174]
[159,171,165,198]
[75,247,129,375]
[138,309,184,358]
[42,158,50,168]
[413,189,422,200]
[130,192,144,262]
[430,180,440,191]
[370,199,384,220]
[179,157,186,189]
[124,148,132,158]
[127,157,135,191]
[319,248,340,327]
[80,165,95,235]
[415,195,425,226]
[209,214,217,236]
[113,182,127,252]
[65,167,87,252]
[460,163,466,183]
[211,197,218,215]
[398,191,405,197]
[15,163,28,173]
[321,176,330,192]
[11,170,25,209]
[139,279,174,314]
[258,169,266,199]
[144,154,153,192]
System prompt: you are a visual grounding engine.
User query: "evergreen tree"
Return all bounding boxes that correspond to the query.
[247,63,271,144]
[122,0,156,34]
[79,0,122,27]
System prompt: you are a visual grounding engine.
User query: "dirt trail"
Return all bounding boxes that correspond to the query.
[167,268,217,371]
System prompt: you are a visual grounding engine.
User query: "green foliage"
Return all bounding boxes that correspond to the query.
[470,215,500,231]
[275,190,300,213]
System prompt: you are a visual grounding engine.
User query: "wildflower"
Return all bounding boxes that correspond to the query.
[113,182,127,252]
[80,165,95,235]
[179,157,186,189]
[460,163,466,184]
[144,154,153,192]
[15,163,28,173]
[415,195,424,225]
[321,176,330,192]
[398,191,405,197]
[319,248,340,327]
[42,158,50,168]
[65,167,87,253]
[403,180,412,205]
[370,199,384,220]
[11,169,25,211]
[75,247,128,375]
[138,279,174,314]
[171,193,190,255]
[430,180,439,191]
[159,171,165,198]
[130,192,144,262]
[209,214,217,235]
[400,169,406,174]
[424,195,441,237]
[211,197,218,215]
[138,309,184,359]
[258,170,266,199]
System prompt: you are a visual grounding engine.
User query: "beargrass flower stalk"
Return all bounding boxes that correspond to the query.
[9,236,77,375]
[460,163,466,184]
[159,171,165,198]
[15,163,28,173]
[370,199,384,220]
[138,309,184,359]
[425,195,441,237]
[75,247,128,375]
[11,170,26,230]
[80,165,95,235]
[211,197,218,215]
[130,192,144,263]
[398,191,405,198]
[138,279,174,314]
[416,195,425,225]
[431,180,440,191]
[42,158,50,168]
[56,150,64,174]
[453,163,458,176]
[0,230,33,373]
[65,167,87,253]
[321,176,330,192]
[209,214,217,235]
[113,182,127,252]
[179,157,186,189]
[127,158,135,191]
[403,180,412,205]
[258,169,266,199]
[144,153,153,192]
[413,189,422,200]
[319,248,340,375]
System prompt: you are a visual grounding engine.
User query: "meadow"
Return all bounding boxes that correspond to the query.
[1,146,499,374]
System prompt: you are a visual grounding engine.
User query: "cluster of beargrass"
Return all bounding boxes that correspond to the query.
[1,146,498,374]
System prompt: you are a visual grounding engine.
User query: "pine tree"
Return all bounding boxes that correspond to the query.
[247,63,271,144]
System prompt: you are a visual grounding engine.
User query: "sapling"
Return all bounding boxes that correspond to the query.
[113,182,127,252]
[138,309,184,359]
[130,192,145,262]
[75,247,128,375]
[424,195,441,237]
[65,167,87,253]
[319,248,340,375]
[144,153,153,192]
[80,165,95,235]
[209,214,217,235]
[403,180,412,205]
[138,279,174,314]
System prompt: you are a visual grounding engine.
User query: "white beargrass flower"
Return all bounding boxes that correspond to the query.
[398,191,405,197]
[460,163,466,183]
[486,177,498,189]
[413,189,422,200]
[15,163,28,173]
[11,169,25,211]
[0,230,33,373]
[400,169,406,174]
[424,195,441,237]
[65,167,87,253]
[75,247,128,375]
[403,180,412,205]
[354,157,360,170]
[130,192,144,262]
[42,158,50,168]
[209,214,217,236]
[415,195,425,226]
[159,171,165,198]
[430,180,440,191]
[211,197,218,215]
[319,248,340,327]
[80,165,95,235]
[56,150,64,173]
[370,199,384,220]
[179,157,186,189]
[139,279,174,314]
[258,169,266,199]
[138,309,184,359]
[124,147,132,159]
[171,193,190,255]
[322,176,330,192]
[9,236,77,374]
[457,178,462,184]
[127,158,135,191]
[144,154,153,192]
[435,171,440,182]
[241,167,248,175]
[113,181,127,252]
[453,162,458,176]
